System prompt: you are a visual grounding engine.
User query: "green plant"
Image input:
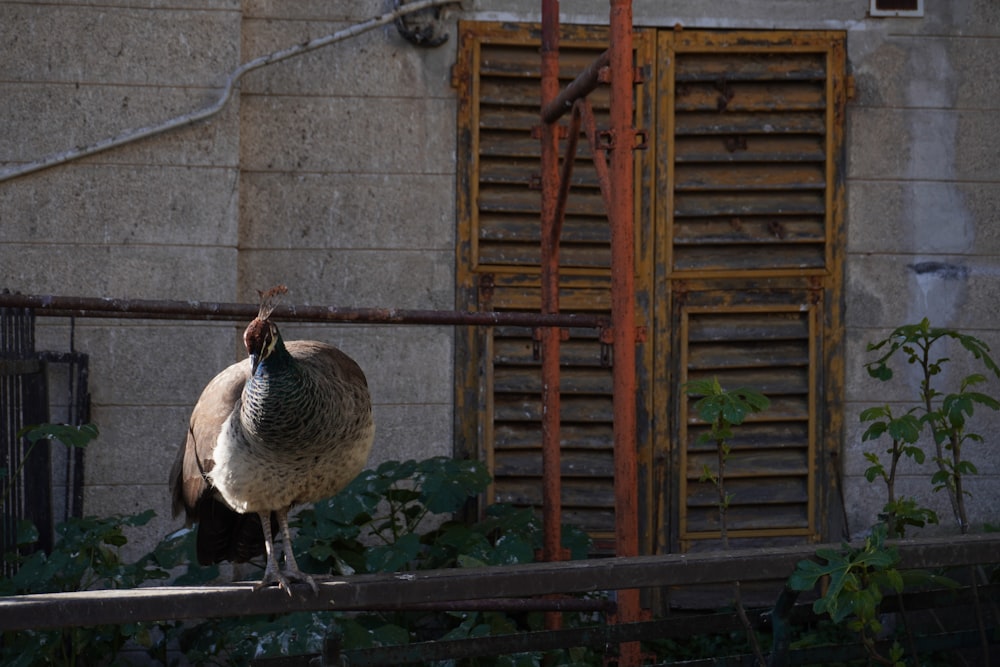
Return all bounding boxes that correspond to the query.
[866,318,1000,533]
[0,510,203,666]
[685,377,770,665]
[2,423,98,510]
[860,405,938,537]
[789,523,955,666]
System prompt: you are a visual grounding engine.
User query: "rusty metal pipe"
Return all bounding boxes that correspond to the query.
[551,102,582,252]
[540,50,610,124]
[607,1,641,664]
[577,99,613,214]
[0,292,603,329]
[539,0,564,634]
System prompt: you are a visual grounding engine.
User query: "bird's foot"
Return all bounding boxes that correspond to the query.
[254,564,318,596]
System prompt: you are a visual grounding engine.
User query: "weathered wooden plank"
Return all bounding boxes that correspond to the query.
[2,535,996,631]
[686,421,810,451]
[479,44,610,80]
[478,187,607,217]
[673,243,826,271]
[479,159,606,189]
[675,111,825,135]
[675,191,825,217]
[494,477,615,507]
[675,52,826,82]
[675,135,825,163]
[493,339,606,368]
[477,134,540,159]
[686,311,810,342]
[494,449,614,478]
[479,213,609,243]
[494,422,614,450]
[674,217,824,245]
[478,242,611,269]
[686,449,809,479]
[493,395,613,423]
[687,504,809,532]
[494,367,613,394]
[479,80,611,112]
[685,366,809,395]
[686,476,808,506]
[675,163,825,191]
[687,340,810,369]
[675,81,825,113]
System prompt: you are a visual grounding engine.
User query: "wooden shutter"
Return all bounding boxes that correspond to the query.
[455,24,846,557]
[454,22,654,553]
[657,31,846,551]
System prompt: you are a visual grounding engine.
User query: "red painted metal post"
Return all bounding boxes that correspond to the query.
[608,0,642,664]
[539,0,564,627]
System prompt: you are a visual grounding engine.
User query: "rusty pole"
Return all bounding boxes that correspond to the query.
[608,0,642,664]
[539,0,565,632]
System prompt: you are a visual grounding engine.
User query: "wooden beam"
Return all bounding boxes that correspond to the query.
[1,534,997,631]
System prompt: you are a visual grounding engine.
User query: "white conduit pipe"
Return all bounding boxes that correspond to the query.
[0,0,456,183]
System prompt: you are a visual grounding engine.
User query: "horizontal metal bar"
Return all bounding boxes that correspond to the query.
[1,533,996,632]
[0,292,604,329]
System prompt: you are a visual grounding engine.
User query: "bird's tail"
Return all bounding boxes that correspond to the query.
[194,495,273,565]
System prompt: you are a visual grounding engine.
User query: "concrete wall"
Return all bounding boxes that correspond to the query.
[1,0,998,559]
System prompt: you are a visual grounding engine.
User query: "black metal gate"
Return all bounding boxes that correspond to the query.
[1,303,89,574]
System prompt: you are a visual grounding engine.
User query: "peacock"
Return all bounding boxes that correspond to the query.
[169,286,375,594]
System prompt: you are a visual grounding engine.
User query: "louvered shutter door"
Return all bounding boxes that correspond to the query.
[658,31,846,550]
[455,23,654,552]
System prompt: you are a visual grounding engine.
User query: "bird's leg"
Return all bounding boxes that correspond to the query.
[254,511,292,593]
[277,507,318,594]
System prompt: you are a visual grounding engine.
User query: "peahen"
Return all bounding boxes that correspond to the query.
[169,286,375,594]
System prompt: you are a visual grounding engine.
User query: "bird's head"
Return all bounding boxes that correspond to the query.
[244,285,287,375]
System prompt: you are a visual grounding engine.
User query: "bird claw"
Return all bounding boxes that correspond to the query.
[255,567,318,596]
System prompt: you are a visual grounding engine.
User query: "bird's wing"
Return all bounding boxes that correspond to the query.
[169,359,250,520]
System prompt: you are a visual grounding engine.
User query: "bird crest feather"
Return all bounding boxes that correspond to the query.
[256,285,288,321]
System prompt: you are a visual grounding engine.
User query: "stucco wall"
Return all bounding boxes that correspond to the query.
[2,0,998,559]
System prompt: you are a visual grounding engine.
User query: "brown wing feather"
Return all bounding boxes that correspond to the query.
[168,359,260,563]
[285,340,370,387]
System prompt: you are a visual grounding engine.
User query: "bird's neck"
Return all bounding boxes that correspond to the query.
[241,338,305,435]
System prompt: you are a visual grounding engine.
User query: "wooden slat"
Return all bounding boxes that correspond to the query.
[480,44,610,79]
[675,191,825,217]
[686,504,809,532]
[673,243,825,271]
[495,449,614,478]
[494,477,615,507]
[493,338,607,367]
[494,422,614,450]
[674,217,824,245]
[687,340,810,369]
[675,52,826,82]
[478,242,610,269]
[675,111,826,135]
[686,476,808,506]
[687,312,810,341]
[686,449,809,479]
[675,163,825,191]
[494,366,613,394]
[480,215,610,245]
[493,395,613,423]
[686,421,810,451]
[675,135,825,162]
[675,81,825,112]
[478,187,607,217]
